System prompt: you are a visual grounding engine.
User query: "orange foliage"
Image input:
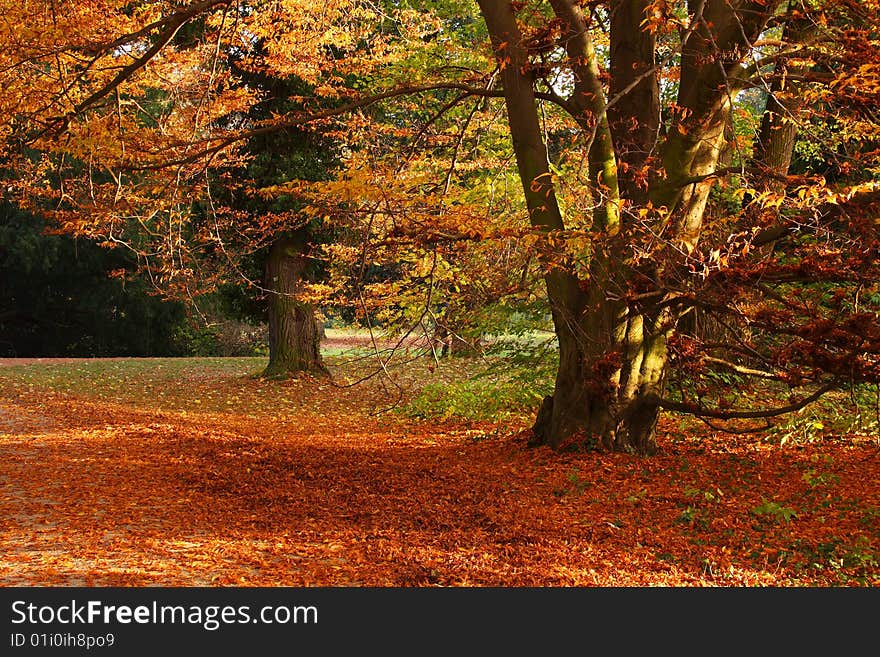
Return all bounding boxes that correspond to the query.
[0,357,877,586]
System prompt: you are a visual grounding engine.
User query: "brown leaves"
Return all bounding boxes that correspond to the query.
[0,357,877,586]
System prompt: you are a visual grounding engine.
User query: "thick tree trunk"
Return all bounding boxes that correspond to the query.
[262,233,327,378]
[480,0,665,453]
[532,293,669,454]
[478,0,777,454]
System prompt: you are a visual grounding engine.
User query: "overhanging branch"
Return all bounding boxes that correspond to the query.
[39,0,236,137]
[122,81,553,171]
[657,381,838,420]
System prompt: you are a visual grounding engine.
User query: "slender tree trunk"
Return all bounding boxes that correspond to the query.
[754,6,812,177]
[262,232,327,378]
[756,90,800,176]
[607,0,660,203]
[434,306,483,357]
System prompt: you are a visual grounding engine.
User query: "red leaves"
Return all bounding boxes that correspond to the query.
[0,357,877,586]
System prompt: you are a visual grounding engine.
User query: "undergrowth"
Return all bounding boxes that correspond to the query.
[400,338,557,422]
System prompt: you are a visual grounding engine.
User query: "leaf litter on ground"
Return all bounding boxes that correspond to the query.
[0,356,878,587]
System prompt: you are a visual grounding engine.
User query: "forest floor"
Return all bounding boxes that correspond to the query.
[0,347,878,587]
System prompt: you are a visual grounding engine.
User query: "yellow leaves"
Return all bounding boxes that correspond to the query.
[640,0,685,36]
[732,186,756,202]
[323,243,360,263]
[414,253,439,279]
[255,182,301,201]
[529,172,554,197]
[296,283,338,305]
[707,248,728,269]
[750,189,786,211]
[246,0,429,83]
[836,181,880,203]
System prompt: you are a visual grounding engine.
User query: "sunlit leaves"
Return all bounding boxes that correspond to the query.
[1,357,878,586]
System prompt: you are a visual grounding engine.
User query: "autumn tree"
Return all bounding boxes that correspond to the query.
[298,70,548,362]
[0,0,438,377]
[466,0,880,453]
[216,70,339,377]
[321,0,880,452]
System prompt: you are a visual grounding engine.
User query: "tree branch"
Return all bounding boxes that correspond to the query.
[121,81,557,171]
[657,381,837,419]
[40,0,236,136]
[702,356,781,380]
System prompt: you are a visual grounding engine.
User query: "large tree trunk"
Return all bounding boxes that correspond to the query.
[262,232,327,378]
[479,0,665,453]
[478,0,778,453]
[532,290,670,454]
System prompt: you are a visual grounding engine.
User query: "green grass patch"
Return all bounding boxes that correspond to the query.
[402,377,544,421]
[400,355,555,422]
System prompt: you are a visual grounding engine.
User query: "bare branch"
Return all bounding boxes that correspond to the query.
[658,381,838,419]
[702,356,781,381]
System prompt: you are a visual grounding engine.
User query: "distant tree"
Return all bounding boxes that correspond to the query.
[210,68,339,377]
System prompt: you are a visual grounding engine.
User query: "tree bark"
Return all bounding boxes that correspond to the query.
[479,0,665,453]
[477,0,780,454]
[531,294,671,454]
[607,0,660,203]
[754,5,813,177]
[262,232,327,378]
